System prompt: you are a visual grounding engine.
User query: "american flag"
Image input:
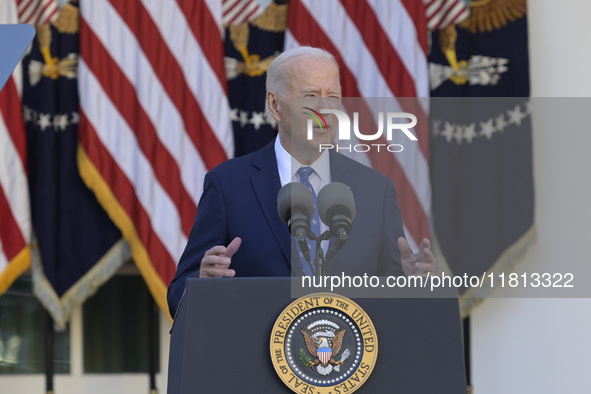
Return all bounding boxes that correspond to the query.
[222,0,266,26]
[16,0,57,25]
[424,0,470,30]
[0,0,57,296]
[78,0,233,316]
[285,0,431,252]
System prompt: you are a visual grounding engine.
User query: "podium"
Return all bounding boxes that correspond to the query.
[168,278,467,393]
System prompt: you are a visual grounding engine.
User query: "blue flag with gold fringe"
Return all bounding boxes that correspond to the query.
[224,0,287,157]
[22,1,129,329]
[428,1,535,316]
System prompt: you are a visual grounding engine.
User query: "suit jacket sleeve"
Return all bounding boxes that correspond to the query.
[377,178,405,276]
[167,171,228,317]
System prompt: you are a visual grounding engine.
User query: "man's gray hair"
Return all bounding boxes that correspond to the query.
[264,46,338,120]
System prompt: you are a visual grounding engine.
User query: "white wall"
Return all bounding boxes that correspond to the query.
[471,1,591,393]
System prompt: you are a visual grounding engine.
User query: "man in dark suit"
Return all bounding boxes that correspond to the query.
[168,46,435,317]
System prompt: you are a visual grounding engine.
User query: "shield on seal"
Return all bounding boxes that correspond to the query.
[318,347,332,365]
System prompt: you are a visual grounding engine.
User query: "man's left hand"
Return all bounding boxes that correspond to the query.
[398,237,436,276]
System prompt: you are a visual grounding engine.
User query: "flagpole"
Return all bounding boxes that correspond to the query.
[463,317,472,394]
[148,290,158,394]
[44,309,55,394]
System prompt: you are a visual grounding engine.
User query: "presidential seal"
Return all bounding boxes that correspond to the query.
[270,293,377,393]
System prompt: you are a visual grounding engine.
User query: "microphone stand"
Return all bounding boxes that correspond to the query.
[312,231,332,277]
[305,216,352,277]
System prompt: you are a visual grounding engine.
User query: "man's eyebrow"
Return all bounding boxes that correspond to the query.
[300,88,319,93]
[300,87,342,95]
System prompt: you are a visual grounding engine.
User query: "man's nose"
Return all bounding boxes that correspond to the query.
[317,96,341,110]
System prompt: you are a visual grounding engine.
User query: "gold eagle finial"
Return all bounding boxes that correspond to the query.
[226,2,287,78]
[30,1,79,84]
[437,0,527,84]
[459,0,527,34]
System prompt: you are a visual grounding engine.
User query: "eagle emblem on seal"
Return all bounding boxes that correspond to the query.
[300,320,350,376]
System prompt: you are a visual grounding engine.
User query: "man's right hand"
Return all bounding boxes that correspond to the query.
[199,237,242,278]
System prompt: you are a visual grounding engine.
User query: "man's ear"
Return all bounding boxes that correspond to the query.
[267,91,281,122]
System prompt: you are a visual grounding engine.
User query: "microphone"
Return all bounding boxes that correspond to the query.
[317,182,356,261]
[277,182,315,263]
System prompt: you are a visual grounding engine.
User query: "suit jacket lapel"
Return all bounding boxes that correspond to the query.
[250,141,294,273]
[329,150,353,187]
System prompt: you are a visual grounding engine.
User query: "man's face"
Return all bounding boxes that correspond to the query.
[270,57,341,164]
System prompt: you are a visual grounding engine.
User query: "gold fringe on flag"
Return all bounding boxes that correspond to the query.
[32,237,130,331]
[77,146,172,323]
[432,226,537,318]
[0,247,31,296]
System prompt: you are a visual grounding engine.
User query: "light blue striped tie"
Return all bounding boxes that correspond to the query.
[297,167,320,276]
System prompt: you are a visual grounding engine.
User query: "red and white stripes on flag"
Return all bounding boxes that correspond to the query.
[222,0,265,26]
[423,0,470,30]
[0,60,31,296]
[78,0,233,316]
[16,0,58,25]
[0,0,56,296]
[318,348,331,365]
[286,0,431,253]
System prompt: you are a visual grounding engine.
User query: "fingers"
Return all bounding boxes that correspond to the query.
[420,238,431,252]
[417,238,435,274]
[399,237,436,276]
[200,254,236,278]
[203,237,242,258]
[225,237,242,258]
[200,268,235,278]
[420,241,434,262]
[199,238,242,278]
[414,262,435,275]
[204,244,229,257]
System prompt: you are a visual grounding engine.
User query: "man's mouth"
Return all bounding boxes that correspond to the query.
[313,125,330,133]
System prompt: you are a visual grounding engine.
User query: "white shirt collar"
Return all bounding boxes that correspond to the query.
[274,137,331,187]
